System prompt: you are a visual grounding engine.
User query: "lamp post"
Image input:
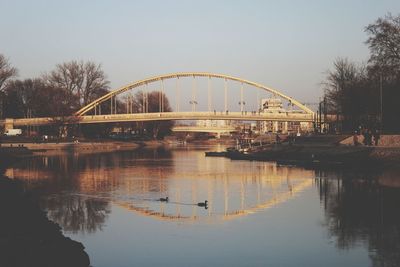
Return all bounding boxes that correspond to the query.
[238,101,246,113]
[380,73,383,131]
[189,100,198,112]
[318,98,322,134]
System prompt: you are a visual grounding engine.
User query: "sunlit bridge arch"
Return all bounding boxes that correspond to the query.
[75,72,315,116]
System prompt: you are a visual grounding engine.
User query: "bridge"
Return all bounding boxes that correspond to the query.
[0,72,315,130]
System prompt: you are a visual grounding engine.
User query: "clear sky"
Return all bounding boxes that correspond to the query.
[1,0,399,106]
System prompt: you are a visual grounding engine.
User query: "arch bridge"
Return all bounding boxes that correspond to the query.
[0,72,315,129]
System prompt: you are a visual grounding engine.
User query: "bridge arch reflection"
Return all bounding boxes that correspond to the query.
[5,148,315,228]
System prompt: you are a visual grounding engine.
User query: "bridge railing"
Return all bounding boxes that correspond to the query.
[1,111,315,128]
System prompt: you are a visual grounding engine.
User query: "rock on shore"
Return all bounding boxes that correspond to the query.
[0,175,90,267]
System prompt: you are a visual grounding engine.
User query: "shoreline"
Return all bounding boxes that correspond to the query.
[0,140,165,157]
[0,138,234,157]
[227,145,400,170]
[1,140,140,153]
[0,171,90,267]
[209,135,400,169]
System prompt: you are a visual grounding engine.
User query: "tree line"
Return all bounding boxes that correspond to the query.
[0,58,172,138]
[323,13,400,133]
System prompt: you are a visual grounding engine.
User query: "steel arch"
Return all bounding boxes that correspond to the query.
[75,72,314,116]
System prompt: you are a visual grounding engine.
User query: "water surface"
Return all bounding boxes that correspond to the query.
[6,145,400,267]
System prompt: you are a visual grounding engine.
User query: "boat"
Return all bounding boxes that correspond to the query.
[205,151,227,157]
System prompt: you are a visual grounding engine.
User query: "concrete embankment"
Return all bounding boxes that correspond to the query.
[1,141,140,155]
[0,173,90,267]
[228,135,400,168]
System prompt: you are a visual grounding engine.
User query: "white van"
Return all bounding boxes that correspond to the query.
[3,129,22,136]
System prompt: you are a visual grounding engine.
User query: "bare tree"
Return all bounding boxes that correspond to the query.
[3,79,38,118]
[323,58,377,130]
[81,62,110,105]
[0,54,17,119]
[323,58,359,114]
[365,13,400,73]
[365,14,400,132]
[44,60,110,112]
[0,54,17,92]
[133,90,174,138]
[321,14,400,132]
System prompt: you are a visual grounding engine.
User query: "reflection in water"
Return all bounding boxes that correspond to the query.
[5,146,313,226]
[5,146,400,266]
[45,195,110,234]
[318,170,400,267]
[5,148,174,232]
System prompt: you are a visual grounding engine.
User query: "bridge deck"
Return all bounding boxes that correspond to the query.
[1,111,314,127]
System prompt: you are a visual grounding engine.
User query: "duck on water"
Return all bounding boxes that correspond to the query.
[159,197,169,202]
[197,200,208,208]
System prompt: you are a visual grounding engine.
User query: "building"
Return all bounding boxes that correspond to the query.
[259,98,313,134]
[196,119,230,128]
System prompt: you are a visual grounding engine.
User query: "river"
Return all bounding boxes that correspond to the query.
[4,144,400,267]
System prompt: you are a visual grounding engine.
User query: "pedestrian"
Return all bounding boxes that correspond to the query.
[373,129,380,146]
[275,134,281,144]
[288,133,294,145]
[353,131,359,146]
[362,129,368,145]
[367,129,373,146]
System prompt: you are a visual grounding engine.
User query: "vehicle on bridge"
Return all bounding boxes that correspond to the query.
[3,129,22,136]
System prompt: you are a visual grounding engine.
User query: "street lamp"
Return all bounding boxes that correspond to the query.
[238,101,246,113]
[380,72,383,131]
[189,100,198,112]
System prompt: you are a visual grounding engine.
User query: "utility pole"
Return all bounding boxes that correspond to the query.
[323,97,327,133]
[110,96,113,114]
[380,73,383,131]
[318,99,322,134]
[0,96,3,120]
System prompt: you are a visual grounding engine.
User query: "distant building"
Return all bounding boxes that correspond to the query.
[259,98,312,134]
[195,119,236,138]
[196,119,230,128]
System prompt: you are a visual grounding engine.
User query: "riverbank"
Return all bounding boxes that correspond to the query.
[0,156,90,267]
[1,140,140,153]
[223,135,400,168]
[0,136,237,154]
[0,173,90,267]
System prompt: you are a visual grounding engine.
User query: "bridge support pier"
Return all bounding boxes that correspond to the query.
[273,121,278,133]
[4,119,14,131]
[283,122,288,134]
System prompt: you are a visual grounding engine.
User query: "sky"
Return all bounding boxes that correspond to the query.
[1,0,399,110]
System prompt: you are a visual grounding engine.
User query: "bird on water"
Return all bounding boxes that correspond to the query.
[197,200,208,207]
[159,197,169,202]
